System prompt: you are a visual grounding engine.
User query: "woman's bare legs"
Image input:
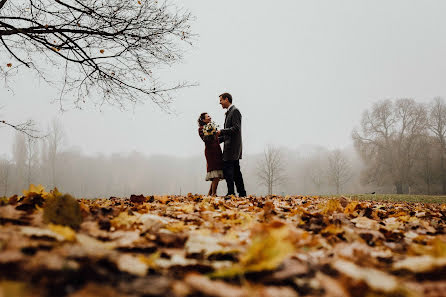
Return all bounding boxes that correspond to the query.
[208,183,213,196]
[211,178,220,196]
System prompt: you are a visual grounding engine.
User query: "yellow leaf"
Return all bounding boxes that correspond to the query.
[22,184,47,197]
[344,201,359,214]
[322,224,344,235]
[211,224,295,277]
[48,223,76,241]
[432,237,446,257]
[49,187,62,198]
[110,211,139,229]
[180,204,194,213]
[139,251,161,268]
[320,199,342,214]
[0,281,30,297]
[165,221,187,232]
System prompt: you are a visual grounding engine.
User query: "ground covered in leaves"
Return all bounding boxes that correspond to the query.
[0,185,445,297]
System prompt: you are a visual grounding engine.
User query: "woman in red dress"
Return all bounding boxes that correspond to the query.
[198,112,224,196]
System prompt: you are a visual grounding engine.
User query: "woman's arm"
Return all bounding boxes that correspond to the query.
[199,128,215,143]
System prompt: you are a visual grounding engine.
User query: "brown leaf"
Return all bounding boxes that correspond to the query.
[68,283,129,297]
[0,205,23,221]
[184,274,245,297]
[130,194,145,203]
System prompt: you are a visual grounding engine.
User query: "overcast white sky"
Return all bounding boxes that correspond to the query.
[2,0,446,158]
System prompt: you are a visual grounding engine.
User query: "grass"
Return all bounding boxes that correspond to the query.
[325,194,446,204]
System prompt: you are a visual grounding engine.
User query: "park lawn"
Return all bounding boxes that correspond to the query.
[324,193,446,204]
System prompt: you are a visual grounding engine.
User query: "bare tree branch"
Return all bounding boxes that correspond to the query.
[0,0,8,10]
[0,119,42,138]
[0,0,196,110]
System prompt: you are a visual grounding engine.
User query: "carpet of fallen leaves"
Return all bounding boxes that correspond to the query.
[0,185,446,297]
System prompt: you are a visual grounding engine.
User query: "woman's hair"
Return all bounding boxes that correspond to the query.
[198,112,207,126]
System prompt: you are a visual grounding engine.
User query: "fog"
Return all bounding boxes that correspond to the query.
[1,131,370,197]
[2,1,446,197]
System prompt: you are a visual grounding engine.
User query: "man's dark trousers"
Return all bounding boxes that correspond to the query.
[223,160,246,197]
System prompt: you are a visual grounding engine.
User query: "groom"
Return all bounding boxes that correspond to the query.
[216,93,247,197]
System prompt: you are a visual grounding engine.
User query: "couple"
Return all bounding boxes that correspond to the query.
[198,92,247,197]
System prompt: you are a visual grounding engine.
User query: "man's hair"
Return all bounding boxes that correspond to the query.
[219,92,232,103]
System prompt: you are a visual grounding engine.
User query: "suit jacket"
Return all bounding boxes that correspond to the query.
[219,105,243,161]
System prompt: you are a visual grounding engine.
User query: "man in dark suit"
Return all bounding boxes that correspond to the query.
[216,93,247,197]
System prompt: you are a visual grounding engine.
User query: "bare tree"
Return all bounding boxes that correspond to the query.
[394,99,428,191]
[0,0,195,110]
[308,158,325,193]
[25,134,39,186]
[12,132,27,193]
[353,99,428,194]
[416,136,437,195]
[0,158,11,196]
[428,97,446,194]
[47,118,64,188]
[257,145,286,195]
[327,149,351,194]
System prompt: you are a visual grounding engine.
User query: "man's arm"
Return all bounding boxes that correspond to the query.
[220,109,241,136]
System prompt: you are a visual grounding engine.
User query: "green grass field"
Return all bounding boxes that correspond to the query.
[325,194,446,204]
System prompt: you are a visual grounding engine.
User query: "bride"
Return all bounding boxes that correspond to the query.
[198,112,224,196]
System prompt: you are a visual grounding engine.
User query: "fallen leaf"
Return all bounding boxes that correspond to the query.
[116,254,148,276]
[351,216,380,230]
[393,256,446,273]
[333,259,399,292]
[212,224,295,277]
[48,224,76,241]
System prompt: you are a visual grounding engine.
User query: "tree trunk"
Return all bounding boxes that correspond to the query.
[395,182,403,194]
[441,154,446,194]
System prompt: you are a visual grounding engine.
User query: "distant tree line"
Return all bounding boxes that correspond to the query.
[2,97,445,197]
[255,145,353,195]
[0,119,207,197]
[353,97,446,194]
[0,129,364,197]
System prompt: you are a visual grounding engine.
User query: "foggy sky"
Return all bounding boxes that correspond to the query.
[2,0,446,158]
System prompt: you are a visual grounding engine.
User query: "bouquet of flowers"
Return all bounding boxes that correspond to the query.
[203,121,219,137]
